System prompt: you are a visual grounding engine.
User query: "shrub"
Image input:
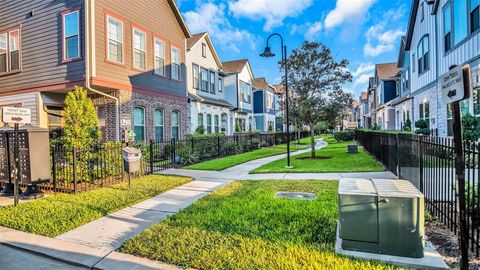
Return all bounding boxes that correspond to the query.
[414,120,431,135]
[195,125,205,135]
[403,118,412,131]
[462,113,478,141]
[333,130,355,142]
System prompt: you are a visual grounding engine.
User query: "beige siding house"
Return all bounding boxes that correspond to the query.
[186,33,232,135]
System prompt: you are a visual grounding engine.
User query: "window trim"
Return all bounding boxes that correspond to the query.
[443,2,453,53]
[470,0,480,34]
[0,24,22,76]
[417,35,430,76]
[61,7,81,63]
[171,110,180,140]
[420,2,425,22]
[202,43,207,58]
[192,64,200,89]
[154,108,165,142]
[131,24,147,71]
[153,35,166,77]
[209,70,216,94]
[170,45,181,82]
[133,106,146,143]
[105,11,125,66]
[218,77,223,92]
[200,67,209,92]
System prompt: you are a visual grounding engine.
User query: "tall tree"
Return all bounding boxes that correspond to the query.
[281,41,352,158]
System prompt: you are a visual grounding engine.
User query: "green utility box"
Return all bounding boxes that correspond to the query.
[338,179,425,258]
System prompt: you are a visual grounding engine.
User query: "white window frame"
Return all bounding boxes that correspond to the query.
[171,110,180,140]
[62,9,80,61]
[106,15,124,64]
[193,64,199,89]
[218,77,223,92]
[154,38,165,76]
[210,71,216,94]
[0,27,22,74]
[154,108,164,142]
[132,27,146,70]
[171,46,181,81]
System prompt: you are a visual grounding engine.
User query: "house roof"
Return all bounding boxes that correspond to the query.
[397,36,407,68]
[360,91,368,101]
[253,77,269,89]
[272,84,284,94]
[167,0,191,38]
[405,0,437,50]
[222,59,255,79]
[375,63,400,80]
[189,93,233,108]
[187,32,223,68]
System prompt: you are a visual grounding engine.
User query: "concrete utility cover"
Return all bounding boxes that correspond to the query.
[274,191,317,200]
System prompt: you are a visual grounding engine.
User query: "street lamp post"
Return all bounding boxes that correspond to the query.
[260,33,292,168]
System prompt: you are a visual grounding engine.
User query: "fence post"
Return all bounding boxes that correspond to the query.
[217,136,221,156]
[191,137,194,152]
[72,146,77,194]
[396,133,400,178]
[149,140,154,174]
[418,135,424,193]
[51,146,56,192]
[250,134,253,149]
[171,139,176,167]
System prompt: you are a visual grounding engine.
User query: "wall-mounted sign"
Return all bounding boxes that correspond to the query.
[2,107,31,124]
[440,65,470,104]
[121,114,132,127]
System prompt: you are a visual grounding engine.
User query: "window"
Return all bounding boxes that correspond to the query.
[63,9,80,61]
[133,28,146,70]
[0,28,21,73]
[107,15,123,63]
[171,111,180,140]
[206,114,212,134]
[210,71,215,94]
[47,107,64,139]
[218,77,223,92]
[420,2,424,21]
[240,81,251,103]
[133,107,145,142]
[171,47,180,80]
[154,38,165,76]
[419,101,430,129]
[453,0,468,45]
[155,109,164,141]
[412,53,416,72]
[214,115,219,133]
[417,36,429,74]
[200,68,208,91]
[193,64,199,89]
[266,93,274,109]
[197,113,204,132]
[471,0,480,33]
[443,4,452,52]
[235,118,246,132]
[202,43,206,58]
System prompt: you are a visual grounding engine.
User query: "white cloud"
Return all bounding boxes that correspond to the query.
[351,63,375,78]
[228,0,313,31]
[363,23,404,57]
[183,3,256,53]
[305,22,323,40]
[324,0,377,29]
[347,62,375,97]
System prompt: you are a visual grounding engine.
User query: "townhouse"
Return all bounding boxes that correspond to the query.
[186,32,232,135]
[253,77,276,132]
[375,63,401,130]
[222,59,256,133]
[393,36,413,131]
[273,84,286,131]
[0,0,191,143]
[358,91,369,128]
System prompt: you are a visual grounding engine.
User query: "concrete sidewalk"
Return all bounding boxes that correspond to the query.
[0,226,181,270]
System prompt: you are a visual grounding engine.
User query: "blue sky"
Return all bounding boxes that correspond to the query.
[178,0,411,98]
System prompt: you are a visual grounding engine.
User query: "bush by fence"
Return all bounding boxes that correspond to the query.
[333,130,355,141]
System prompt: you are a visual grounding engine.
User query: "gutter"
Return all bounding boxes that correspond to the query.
[85,0,120,141]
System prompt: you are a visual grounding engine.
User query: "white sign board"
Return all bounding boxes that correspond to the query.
[120,114,131,127]
[440,65,467,104]
[2,107,31,124]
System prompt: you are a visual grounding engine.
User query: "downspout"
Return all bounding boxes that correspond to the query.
[84,0,120,141]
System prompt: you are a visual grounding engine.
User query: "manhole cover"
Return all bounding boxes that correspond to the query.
[274,191,317,200]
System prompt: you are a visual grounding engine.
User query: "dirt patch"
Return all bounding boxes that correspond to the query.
[426,220,480,269]
[297,156,332,160]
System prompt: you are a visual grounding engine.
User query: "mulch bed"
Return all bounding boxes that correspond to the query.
[426,220,480,269]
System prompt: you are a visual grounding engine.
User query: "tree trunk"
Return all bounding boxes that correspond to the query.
[310,123,316,158]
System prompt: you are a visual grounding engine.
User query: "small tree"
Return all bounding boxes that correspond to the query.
[282,41,352,158]
[414,119,431,135]
[462,113,478,141]
[403,117,412,132]
[63,86,100,149]
[195,125,205,135]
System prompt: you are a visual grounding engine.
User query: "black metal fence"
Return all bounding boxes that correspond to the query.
[356,130,479,257]
[5,131,308,194]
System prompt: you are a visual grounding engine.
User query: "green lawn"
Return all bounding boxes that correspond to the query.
[183,139,314,171]
[0,175,191,237]
[251,137,384,173]
[120,180,398,270]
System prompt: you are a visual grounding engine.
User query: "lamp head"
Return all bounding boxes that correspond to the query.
[260,46,275,57]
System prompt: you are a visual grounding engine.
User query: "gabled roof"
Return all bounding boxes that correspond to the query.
[222,59,255,79]
[397,36,407,68]
[405,0,437,50]
[273,84,284,94]
[253,77,269,89]
[187,32,223,67]
[167,0,191,38]
[375,63,400,80]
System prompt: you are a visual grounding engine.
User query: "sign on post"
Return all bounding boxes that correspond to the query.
[120,114,131,127]
[2,107,31,124]
[440,65,470,104]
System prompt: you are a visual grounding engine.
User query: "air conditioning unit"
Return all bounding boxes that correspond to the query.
[338,179,424,258]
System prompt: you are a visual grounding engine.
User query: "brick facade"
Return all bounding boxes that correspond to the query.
[93,90,190,142]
